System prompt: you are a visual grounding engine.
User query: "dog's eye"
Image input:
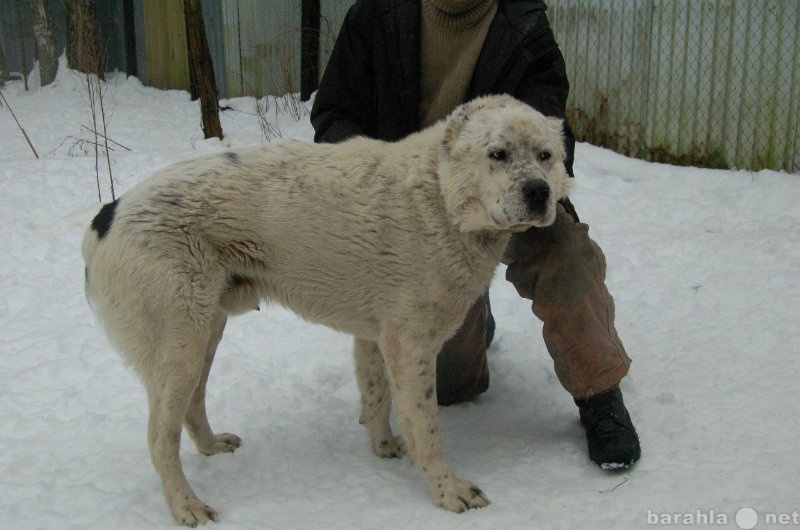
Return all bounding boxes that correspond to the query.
[489,150,507,161]
[538,151,552,162]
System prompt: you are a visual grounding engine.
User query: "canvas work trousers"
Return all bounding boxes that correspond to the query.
[435,203,631,404]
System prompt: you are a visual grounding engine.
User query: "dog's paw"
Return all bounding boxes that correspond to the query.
[372,435,406,459]
[433,479,490,513]
[171,499,218,527]
[198,433,241,456]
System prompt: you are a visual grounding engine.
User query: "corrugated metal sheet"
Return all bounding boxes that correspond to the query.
[549,0,800,171]
[221,0,300,97]
[134,0,228,96]
[7,1,791,171]
[319,0,354,78]
[219,0,352,98]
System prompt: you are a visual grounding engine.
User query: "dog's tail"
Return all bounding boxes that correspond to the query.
[82,199,120,307]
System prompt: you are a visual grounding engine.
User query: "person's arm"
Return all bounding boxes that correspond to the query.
[310,1,376,144]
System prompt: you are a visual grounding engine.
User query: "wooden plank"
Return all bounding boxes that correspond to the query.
[143,0,189,90]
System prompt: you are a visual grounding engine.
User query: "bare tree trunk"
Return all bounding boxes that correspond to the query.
[122,0,137,77]
[14,0,29,89]
[28,0,58,86]
[65,0,102,77]
[183,0,222,140]
[300,0,320,101]
[65,0,114,200]
[0,40,9,86]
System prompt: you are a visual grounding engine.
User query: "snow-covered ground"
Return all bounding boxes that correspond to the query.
[1,62,798,530]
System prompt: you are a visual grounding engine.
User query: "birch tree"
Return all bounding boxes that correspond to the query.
[28,0,58,86]
[0,40,9,86]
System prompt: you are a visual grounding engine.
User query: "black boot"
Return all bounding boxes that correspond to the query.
[575,386,640,469]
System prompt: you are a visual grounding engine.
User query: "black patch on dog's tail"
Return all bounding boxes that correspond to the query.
[91,199,120,239]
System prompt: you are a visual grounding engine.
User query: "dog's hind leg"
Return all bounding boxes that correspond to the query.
[354,337,405,458]
[379,326,490,512]
[146,321,219,527]
[184,312,242,456]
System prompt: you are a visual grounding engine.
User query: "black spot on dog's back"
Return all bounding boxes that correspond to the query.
[91,199,119,239]
[225,151,241,165]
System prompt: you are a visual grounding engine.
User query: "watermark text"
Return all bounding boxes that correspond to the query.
[647,508,800,528]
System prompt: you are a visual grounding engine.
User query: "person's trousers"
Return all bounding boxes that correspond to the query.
[435,202,631,404]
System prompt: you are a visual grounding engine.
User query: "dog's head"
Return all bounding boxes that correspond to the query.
[439,95,572,233]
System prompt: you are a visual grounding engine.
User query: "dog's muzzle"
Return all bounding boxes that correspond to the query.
[495,178,556,232]
[522,179,551,213]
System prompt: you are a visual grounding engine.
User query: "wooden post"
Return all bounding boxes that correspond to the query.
[0,39,9,86]
[122,0,137,77]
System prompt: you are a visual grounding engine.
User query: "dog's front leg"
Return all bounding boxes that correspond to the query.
[379,327,490,512]
[354,337,406,458]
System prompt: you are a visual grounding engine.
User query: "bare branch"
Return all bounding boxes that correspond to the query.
[79,125,131,151]
[0,89,39,158]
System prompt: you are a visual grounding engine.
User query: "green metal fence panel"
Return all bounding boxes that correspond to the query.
[219,0,353,98]
[221,0,300,97]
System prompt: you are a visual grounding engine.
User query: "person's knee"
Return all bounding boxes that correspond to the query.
[506,212,604,304]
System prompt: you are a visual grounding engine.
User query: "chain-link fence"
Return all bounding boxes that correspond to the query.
[549,0,800,172]
[315,0,800,172]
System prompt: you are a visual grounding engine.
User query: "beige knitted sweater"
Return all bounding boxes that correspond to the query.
[419,0,498,126]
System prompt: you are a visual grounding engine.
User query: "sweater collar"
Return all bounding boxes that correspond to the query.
[421,0,496,29]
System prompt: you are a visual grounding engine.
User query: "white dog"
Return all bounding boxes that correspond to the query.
[82,95,571,526]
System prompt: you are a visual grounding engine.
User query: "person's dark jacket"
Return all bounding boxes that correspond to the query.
[310,0,581,404]
[310,0,576,178]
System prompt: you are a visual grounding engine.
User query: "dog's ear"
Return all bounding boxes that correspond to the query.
[442,102,473,153]
[545,116,567,160]
[442,95,518,152]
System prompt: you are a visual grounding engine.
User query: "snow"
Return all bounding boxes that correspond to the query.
[1,61,798,530]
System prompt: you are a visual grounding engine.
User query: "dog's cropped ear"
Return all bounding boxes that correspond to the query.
[442,95,518,152]
[442,101,474,153]
[545,116,567,159]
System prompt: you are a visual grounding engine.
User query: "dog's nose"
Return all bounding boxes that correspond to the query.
[522,179,550,210]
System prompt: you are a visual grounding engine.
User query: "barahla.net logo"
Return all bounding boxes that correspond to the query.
[647,507,800,528]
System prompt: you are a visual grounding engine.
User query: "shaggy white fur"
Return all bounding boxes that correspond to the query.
[82,95,571,526]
